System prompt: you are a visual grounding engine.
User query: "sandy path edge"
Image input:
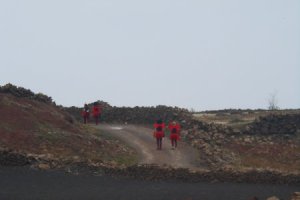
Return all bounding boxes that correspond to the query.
[94,124,201,170]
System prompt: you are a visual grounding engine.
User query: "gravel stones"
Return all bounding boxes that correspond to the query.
[0,150,36,166]
[243,114,300,135]
[291,192,300,200]
[266,196,280,200]
[65,104,192,125]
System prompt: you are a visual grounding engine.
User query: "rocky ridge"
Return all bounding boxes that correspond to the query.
[0,84,136,172]
[0,83,53,104]
[65,104,191,125]
[243,114,300,135]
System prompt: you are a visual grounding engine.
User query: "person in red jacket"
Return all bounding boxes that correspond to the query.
[168,121,181,149]
[92,102,101,125]
[81,103,90,124]
[153,119,165,150]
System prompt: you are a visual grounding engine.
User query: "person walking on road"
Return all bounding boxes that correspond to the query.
[92,102,101,125]
[168,121,181,149]
[82,103,90,124]
[153,119,165,150]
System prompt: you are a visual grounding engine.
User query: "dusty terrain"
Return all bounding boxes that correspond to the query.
[0,92,136,168]
[0,84,299,199]
[189,110,300,173]
[95,124,201,169]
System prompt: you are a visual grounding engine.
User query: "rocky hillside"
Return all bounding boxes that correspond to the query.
[184,111,300,174]
[243,114,300,135]
[2,83,299,178]
[65,96,300,174]
[0,84,136,169]
[0,83,53,104]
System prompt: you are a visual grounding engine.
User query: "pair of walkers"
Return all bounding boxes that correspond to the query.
[82,102,101,125]
[153,119,181,150]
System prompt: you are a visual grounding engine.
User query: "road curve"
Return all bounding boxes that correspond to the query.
[1,124,298,200]
[94,124,201,169]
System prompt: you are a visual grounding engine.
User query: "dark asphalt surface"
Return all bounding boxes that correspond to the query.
[0,166,299,200]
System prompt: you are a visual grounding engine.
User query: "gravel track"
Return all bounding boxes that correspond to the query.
[1,124,298,199]
[95,124,201,169]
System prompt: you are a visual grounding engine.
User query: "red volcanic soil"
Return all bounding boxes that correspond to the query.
[0,93,78,150]
[0,93,135,166]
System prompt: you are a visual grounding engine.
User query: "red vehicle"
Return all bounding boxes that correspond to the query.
[154,119,165,150]
[168,121,181,149]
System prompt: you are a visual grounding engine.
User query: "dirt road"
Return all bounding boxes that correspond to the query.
[95,124,201,169]
[1,124,298,199]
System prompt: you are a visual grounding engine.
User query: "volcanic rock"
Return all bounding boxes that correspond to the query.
[291,192,300,200]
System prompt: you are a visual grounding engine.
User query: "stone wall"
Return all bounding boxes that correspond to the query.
[243,114,300,135]
[181,113,300,170]
[182,120,236,168]
[65,104,192,125]
[103,105,191,124]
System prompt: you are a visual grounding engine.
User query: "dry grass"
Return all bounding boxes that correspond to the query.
[0,93,138,167]
[193,110,300,130]
[225,141,300,173]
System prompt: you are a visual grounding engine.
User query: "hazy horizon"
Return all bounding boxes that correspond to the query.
[1,1,299,111]
[1,82,299,111]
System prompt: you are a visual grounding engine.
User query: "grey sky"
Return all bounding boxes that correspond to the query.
[0,0,299,110]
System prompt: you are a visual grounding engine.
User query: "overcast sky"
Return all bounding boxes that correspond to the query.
[0,0,299,110]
